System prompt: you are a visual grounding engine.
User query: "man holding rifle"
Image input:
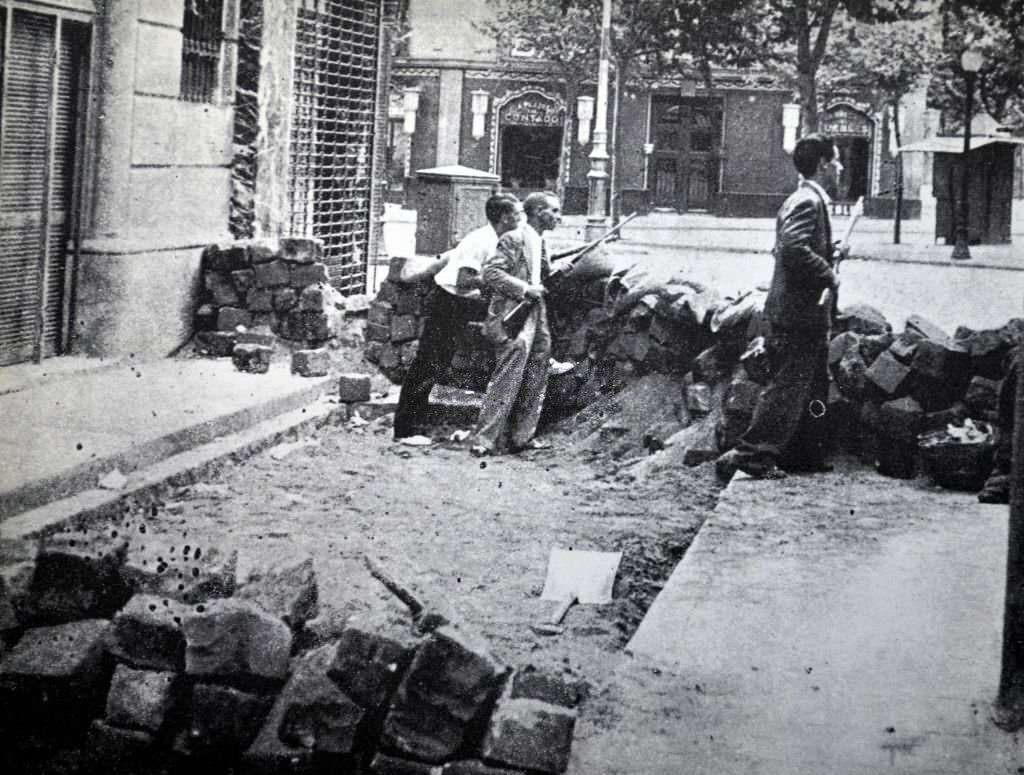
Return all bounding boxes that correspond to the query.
[470,192,572,457]
[716,133,847,480]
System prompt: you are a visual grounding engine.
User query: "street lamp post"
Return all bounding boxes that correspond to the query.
[951,47,984,260]
[585,0,612,242]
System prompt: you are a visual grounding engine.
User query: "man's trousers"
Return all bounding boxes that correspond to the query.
[393,288,485,439]
[732,327,830,470]
[474,302,551,452]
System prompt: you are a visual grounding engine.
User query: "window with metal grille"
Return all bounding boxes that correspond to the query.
[289,0,381,295]
[181,0,224,103]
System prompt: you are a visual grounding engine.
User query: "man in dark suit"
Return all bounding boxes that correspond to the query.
[716,133,845,480]
[470,192,571,456]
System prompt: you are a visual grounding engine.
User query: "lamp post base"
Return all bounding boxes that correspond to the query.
[951,238,972,260]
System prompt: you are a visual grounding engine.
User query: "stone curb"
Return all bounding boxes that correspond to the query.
[0,376,334,521]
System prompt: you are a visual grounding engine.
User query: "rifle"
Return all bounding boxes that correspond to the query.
[502,213,639,337]
[819,196,864,309]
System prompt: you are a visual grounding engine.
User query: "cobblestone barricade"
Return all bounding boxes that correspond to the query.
[0,525,579,774]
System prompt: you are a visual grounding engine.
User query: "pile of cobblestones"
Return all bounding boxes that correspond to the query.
[0,524,579,775]
[191,237,371,377]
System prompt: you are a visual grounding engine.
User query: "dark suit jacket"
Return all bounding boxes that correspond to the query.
[763,181,837,333]
[480,225,551,344]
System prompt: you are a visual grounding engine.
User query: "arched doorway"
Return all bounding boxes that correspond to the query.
[490,89,565,195]
[821,104,875,204]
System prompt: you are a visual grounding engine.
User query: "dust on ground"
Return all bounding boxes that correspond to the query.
[129,387,722,735]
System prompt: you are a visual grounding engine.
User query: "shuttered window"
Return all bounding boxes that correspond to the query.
[180,0,224,103]
[0,9,89,366]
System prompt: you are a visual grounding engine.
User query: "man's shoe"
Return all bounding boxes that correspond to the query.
[469,444,493,458]
[397,434,433,447]
[715,450,740,482]
[979,475,1010,504]
[511,438,552,453]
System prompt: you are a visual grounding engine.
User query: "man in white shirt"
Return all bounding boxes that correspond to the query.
[393,193,522,443]
[470,192,573,456]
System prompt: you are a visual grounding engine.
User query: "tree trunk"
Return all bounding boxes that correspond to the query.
[799,68,819,134]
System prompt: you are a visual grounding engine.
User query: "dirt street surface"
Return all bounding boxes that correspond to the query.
[110,399,722,763]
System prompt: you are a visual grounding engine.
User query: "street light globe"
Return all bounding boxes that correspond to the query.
[961,47,984,73]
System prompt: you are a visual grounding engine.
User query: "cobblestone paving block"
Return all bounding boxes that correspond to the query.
[245,643,363,769]
[190,682,272,751]
[378,344,401,370]
[443,759,527,775]
[685,382,713,416]
[338,373,372,403]
[692,345,727,383]
[204,271,239,307]
[194,303,217,332]
[254,259,291,288]
[235,553,319,630]
[0,541,37,630]
[370,753,438,774]
[217,306,253,332]
[327,606,421,710]
[231,268,256,294]
[247,237,280,265]
[280,237,323,264]
[195,330,238,357]
[182,599,292,682]
[236,327,277,348]
[865,350,911,397]
[299,284,328,312]
[291,348,330,378]
[233,343,273,374]
[836,304,891,336]
[394,286,423,316]
[858,332,894,366]
[390,314,419,344]
[386,256,409,283]
[273,286,299,312]
[382,626,507,763]
[105,663,178,732]
[888,330,922,364]
[481,696,577,774]
[291,262,330,288]
[964,375,1001,418]
[905,313,950,344]
[246,287,275,313]
[509,666,583,709]
[400,340,419,366]
[105,594,190,671]
[0,619,110,685]
[88,719,156,766]
[827,331,860,366]
[909,338,970,383]
[120,540,237,604]
[299,310,331,342]
[27,531,131,624]
[206,242,249,272]
[835,348,867,398]
[879,396,925,443]
[369,300,395,328]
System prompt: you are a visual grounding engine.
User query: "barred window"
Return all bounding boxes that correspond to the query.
[180,0,224,103]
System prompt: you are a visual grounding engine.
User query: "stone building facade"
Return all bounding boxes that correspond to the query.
[0,0,398,366]
[387,0,932,221]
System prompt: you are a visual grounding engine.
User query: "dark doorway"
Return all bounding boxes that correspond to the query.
[500,125,562,191]
[649,96,722,211]
[834,136,870,202]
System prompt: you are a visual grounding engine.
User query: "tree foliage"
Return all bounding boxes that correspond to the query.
[927,1,1024,131]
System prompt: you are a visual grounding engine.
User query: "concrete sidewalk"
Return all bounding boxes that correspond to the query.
[569,460,1021,774]
[0,357,336,522]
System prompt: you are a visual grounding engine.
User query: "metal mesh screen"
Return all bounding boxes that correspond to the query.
[181,0,224,103]
[290,0,381,295]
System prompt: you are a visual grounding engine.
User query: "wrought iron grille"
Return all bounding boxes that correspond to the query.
[181,0,224,103]
[290,0,381,295]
